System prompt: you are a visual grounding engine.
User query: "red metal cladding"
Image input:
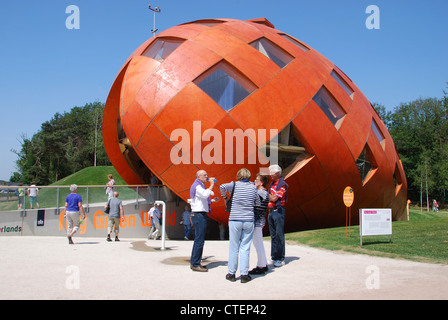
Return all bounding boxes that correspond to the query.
[103,18,407,232]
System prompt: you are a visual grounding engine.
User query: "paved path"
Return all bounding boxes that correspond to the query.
[0,236,447,300]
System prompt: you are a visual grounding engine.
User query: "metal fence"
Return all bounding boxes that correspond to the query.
[0,184,175,213]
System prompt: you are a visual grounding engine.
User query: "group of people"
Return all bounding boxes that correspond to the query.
[432,199,439,212]
[64,174,124,244]
[63,167,289,285]
[16,182,40,210]
[188,164,288,284]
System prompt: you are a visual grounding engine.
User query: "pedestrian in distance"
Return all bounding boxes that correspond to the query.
[64,184,86,244]
[106,174,115,200]
[150,204,162,240]
[182,205,193,240]
[147,204,156,239]
[27,182,40,209]
[105,191,125,242]
[17,183,25,210]
[432,199,439,212]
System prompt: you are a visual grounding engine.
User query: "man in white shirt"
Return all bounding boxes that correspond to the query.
[150,204,162,240]
[27,183,40,209]
[147,205,156,239]
[189,170,217,272]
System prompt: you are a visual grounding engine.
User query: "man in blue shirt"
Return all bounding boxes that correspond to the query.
[64,184,86,244]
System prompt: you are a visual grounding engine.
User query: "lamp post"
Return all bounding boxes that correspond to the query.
[148,4,161,37]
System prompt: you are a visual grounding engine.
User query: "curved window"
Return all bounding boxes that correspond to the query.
[194,61,256,111]
[187,19,224,27]
[281,34,310,52]
[313,86,346,130]
[250,37,293,68]
[142,38,185,62]
[371,119,385,150]
[261,123,313,177]
[356,144,377,184]
[393,162,403,195]
[331,69,354,99]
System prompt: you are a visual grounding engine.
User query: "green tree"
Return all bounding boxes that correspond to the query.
[12,101,110,185]
[372,102,392,129]
[389,96,447,203]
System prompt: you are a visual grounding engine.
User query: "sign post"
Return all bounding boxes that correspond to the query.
[359,208,392,246]
[343,186,354,237]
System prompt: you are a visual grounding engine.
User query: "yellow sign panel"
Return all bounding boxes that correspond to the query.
[343,186,354,207]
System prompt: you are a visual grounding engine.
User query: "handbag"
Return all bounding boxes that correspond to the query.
[104,200,110,214]
[225,182,235,213]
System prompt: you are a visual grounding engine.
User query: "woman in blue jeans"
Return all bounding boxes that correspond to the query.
[220,168,260,283]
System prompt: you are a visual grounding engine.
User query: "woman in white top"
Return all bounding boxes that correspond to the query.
[106,174,115,200]
[249,173,270,275]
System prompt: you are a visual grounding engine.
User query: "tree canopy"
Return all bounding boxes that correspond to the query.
[11,101,110,185]
[373,85,448,205]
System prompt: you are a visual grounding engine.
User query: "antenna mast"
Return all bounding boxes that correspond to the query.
[148,4,161,37]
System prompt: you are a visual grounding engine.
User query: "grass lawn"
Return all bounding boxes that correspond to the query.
[285,209,448,264]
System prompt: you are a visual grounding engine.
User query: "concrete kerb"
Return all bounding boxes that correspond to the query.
[0,236,447,300]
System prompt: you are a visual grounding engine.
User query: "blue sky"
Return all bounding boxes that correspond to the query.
[0,0,447,181]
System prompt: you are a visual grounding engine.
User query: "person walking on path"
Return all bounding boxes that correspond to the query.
[150,204,162,240]
[64,184,86,244]
[106,191,124,242]
[147,204,156,239]
[182,205,193,240]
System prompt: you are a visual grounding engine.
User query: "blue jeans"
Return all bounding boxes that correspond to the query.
[184,224,191,239]
[228,221,254,276]
[268,207,285,261]
[190,212,208,267]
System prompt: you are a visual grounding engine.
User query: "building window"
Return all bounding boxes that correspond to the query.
[331,70,354,99]
[250,37,294,68]
[261,123,312,177]
[194,61,256,111]
[356,144,377,183]
[371,119,385,150]
[312,87,346,129]
[142,38,185,61]
[116,118,153,183]
[188,19,224,27]
[393,162,403,195]
[281,34,309,52]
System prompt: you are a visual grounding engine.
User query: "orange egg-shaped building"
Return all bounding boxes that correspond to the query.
[103,18,407,232]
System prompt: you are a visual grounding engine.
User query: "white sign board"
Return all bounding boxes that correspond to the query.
[359,209,392,245]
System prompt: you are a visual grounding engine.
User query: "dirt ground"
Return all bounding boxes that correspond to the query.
[0,236,447,300]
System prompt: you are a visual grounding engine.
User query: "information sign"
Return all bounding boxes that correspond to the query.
[343,186,354,237]
[343,187,354,207]
[359,208,392,245]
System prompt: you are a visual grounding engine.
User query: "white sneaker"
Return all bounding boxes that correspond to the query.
[273,260,285,267]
